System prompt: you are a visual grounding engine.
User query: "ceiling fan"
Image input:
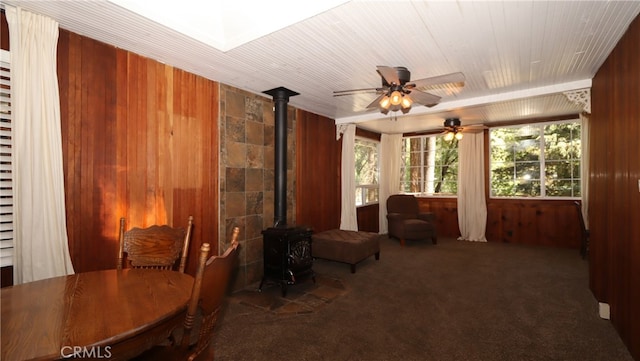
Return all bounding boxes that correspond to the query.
[333,66,465,114]
[440,118,487,141]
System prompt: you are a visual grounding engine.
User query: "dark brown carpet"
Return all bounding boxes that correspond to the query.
[212,236,633,361]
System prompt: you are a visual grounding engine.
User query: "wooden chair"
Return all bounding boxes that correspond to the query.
[118,216,194,272]
[135,227,241,361]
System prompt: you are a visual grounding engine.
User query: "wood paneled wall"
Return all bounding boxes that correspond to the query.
[485,199,580,247]
[296,110,341,232]
[416,198,581,246]
[57,31,219,275]
[356,204,379,233]
[590,14,640,359]
[417,198,460,238]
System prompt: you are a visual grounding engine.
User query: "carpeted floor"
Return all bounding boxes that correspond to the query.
[212,236,633,361]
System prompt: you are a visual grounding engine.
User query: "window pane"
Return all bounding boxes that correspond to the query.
[572,180,582,197]
[515,162,539,180]
[355,139,378,185]
[545,123,581,160]
[545,160,574,179]
[514,179,541,197]
[400,135,458,195]
[490,120,581,199]
[355,138,379,205]
[365,188,379,204]
[546,179,573,197]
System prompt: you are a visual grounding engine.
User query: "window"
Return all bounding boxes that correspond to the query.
[0,49,12,267]
[489,120,581,198]
[400,135,459,195]
[354,137,379,206]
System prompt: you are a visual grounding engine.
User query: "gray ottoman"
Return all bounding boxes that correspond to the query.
[312,229,380,273]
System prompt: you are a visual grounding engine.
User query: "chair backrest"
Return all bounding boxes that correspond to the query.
[117,216,194,273]
[387,194,420,215]
[180,227,240,360]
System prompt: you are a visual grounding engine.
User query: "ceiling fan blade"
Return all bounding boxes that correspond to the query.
[376,66,400,85]
[407,90,441,107]
[366,93,387,109]
[407,72,466,89]
[461,125,488,133]
[333,87,382,96]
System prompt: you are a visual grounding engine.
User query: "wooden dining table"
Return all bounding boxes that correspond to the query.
[1,268,194,361]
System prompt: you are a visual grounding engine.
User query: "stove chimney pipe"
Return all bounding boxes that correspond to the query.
[262,87,299,227]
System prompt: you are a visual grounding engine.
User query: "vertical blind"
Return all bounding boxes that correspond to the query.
[0,49,13,267]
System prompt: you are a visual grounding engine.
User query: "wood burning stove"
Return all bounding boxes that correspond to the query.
[259,87,314,297]
[260,226,315,297]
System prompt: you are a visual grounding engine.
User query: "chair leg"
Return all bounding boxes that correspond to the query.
[400,239,406,246]
[432,236,437,245]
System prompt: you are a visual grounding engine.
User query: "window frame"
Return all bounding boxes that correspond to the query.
[354,136,380,207]
[488,119,582,200]
[399,134,459,198]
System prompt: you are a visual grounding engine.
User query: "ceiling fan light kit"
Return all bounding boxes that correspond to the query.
[379,86,413,114]
[443,129,463,141]
[440,117,488,140]
[333,66,465,116]
[443,117,463,140]
[401,95,413,108]
[389,90,403,106]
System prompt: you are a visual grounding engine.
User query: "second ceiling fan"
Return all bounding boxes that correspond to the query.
[333,65,465,114]
[440,118,487,141]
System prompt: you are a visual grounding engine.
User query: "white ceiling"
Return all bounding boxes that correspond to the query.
[3,0,640,134]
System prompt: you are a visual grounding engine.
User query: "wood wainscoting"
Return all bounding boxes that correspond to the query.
[354,197,581,249]
[356,204,379,233]
[485,199,580,247]
[417,197,460,239]
[416,197,581,248]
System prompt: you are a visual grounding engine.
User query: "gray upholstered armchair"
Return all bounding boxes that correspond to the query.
[386,194,437,246]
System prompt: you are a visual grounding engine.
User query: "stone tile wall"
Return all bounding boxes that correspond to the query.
[219,84,297,289]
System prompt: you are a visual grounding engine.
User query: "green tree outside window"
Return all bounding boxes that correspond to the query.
[490,121,581,198]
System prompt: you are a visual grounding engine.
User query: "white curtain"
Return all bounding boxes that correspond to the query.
[379,133,402,234]
[339,124,358,231]
[7,6,75,283]
[456,132,487,242]
[580,113,590,228]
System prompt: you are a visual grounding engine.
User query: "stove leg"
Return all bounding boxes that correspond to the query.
[258,276,266,292]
